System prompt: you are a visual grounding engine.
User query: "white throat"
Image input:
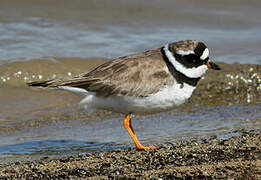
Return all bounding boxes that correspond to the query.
[163,44,208,78]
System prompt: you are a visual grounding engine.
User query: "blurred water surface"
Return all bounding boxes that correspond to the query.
[0,0,261,64]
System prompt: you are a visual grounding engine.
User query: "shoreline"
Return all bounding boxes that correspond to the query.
[0,61,260,179]
[0,129,260,179]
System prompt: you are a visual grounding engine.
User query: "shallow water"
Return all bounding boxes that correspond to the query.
[0,104,260,165]
[0,0,261,164]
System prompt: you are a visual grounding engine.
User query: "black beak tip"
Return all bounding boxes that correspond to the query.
[209,61,221,70]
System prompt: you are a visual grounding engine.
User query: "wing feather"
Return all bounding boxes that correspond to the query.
[37,49,174,97]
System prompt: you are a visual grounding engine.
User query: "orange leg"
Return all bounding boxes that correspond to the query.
[123,114,156,151]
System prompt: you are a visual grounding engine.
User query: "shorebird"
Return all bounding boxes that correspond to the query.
[27,40,221,151]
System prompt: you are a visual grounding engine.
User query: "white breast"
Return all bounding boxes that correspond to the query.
[59,79,196,115]
[88,81,196,114]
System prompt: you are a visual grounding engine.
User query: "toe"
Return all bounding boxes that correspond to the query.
[136,145,157,151]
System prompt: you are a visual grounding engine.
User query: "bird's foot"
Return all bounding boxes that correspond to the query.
[136,145,157,151]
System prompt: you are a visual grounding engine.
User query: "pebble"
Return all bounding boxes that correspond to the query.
[0,130,260,179]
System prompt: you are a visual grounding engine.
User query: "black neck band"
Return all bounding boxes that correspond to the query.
[161,47,200,87]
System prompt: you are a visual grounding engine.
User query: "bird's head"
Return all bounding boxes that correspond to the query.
[164,40,221,79]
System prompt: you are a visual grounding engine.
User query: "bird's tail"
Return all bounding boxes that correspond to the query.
[26,77,87,88]
[26,79,58,88]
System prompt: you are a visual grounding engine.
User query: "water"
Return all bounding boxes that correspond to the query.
[0,0,261,164]
[0,104,260,164]
[0,0,261,64]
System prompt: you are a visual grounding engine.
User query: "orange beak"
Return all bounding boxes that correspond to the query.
[206,59,221,70]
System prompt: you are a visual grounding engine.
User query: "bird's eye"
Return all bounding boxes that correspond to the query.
[174,53,202,68]
[184,54,200,64]
[184,54,198,60]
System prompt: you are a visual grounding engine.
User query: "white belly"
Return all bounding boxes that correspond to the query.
[84,82,196,114]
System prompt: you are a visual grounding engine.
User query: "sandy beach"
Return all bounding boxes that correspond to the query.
[0,129,260,179]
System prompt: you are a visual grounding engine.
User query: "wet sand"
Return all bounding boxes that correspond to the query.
[0,129,260,179]
[190,62,261,106]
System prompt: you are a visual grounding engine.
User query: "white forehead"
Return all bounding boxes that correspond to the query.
[200,48,209,60]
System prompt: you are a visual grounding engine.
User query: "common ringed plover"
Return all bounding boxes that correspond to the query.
[27,40,221,151]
